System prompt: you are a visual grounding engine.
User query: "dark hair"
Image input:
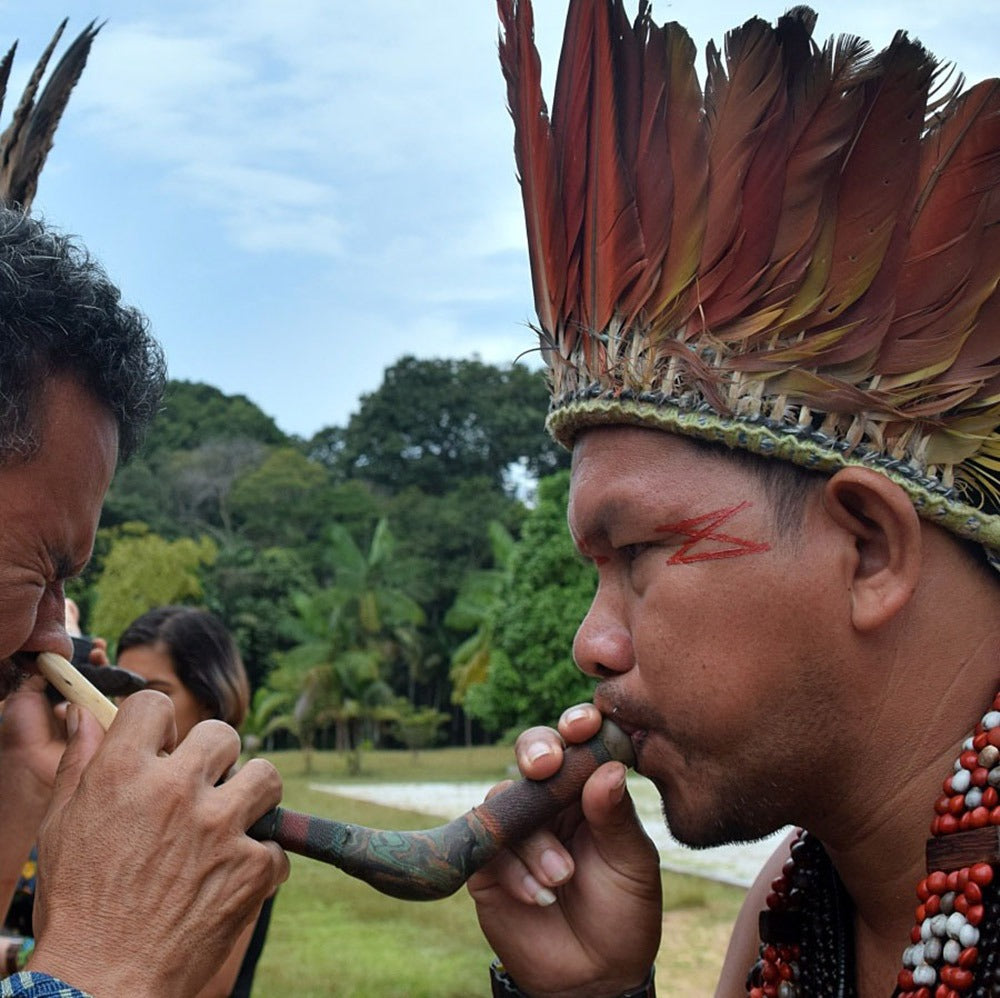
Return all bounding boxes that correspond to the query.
[0,208,166,463]
[118,606,251,729]
[688,436,825,537]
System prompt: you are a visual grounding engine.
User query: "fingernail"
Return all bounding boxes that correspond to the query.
[66,704,79,738]
[609,763,627,803]
[525,741,552,763]
[540,849,571,883]
[523,874,557,906]
[563,706,590,724]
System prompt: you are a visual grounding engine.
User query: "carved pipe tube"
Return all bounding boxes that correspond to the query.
[246,719,635,901]
[36,653,634,902]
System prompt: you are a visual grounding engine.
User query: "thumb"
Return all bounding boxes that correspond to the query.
[47,705,106,816]
[581,762,660,875]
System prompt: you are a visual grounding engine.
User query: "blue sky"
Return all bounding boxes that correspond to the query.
[4,0,999,438]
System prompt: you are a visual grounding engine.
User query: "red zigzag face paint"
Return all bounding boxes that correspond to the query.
[656,500,770,565]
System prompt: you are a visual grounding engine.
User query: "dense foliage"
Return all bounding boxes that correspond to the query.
[70,356,579,748]
[464,472,597,735]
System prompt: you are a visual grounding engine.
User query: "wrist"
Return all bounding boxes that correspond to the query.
[489,959,656,998]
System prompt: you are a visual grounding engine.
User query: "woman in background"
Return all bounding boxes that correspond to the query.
[116,606,272,998]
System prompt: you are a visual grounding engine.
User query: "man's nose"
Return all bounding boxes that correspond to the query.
[573,587,634,679]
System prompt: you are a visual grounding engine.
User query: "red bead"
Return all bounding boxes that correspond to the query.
[958,946,978,968]
[959,811,974,830]
[969,863,994,886]
[988,728,1000,748]
[974,731,989,750]
[898,969,915,989]
[915,903,927,921]
[935,795,951,815]
[917,877,931,901]
[984,787,999,808]
[938,813,960,835]
[957,868,970,891]
[971,806,990,828]
[928,870,949,894]
[949,795,967,816]
[967,903,984,926]
[990,807,1000,825]
[955,893,969,915]
[964,881,982,903]
[972,767,989,787]
[948,870,961,892]
[961,750,979,770]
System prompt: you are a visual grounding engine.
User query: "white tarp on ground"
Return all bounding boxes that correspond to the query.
[310,776,790,889]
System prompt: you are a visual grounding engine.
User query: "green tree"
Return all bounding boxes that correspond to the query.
[140,380,286,456]
[335,356,567,495]
[391,701,450,758]
[203,543,308,691]
[465,472,596,735]
[445,521,516,743]
[268,520,425,771]
[228,446,332,550]
[90,525,218,643]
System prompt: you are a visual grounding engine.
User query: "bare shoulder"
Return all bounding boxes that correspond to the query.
[714,830,796,997]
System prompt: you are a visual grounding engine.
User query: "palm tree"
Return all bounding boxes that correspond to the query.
[445,520,515,744]
[266,519,424,772]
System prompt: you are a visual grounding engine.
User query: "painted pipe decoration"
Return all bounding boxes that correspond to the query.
[35,653,634,902]
[246,719,635,900]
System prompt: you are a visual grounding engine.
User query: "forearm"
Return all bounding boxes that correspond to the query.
[0,775,48,919]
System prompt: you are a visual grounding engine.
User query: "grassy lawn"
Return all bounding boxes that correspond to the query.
[251,747,746,996]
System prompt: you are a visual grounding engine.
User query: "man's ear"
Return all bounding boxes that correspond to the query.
[822,467,922,631]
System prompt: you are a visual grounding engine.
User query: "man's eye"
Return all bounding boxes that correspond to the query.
[621,542,653,562]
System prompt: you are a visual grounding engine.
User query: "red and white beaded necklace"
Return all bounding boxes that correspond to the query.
[747,692,1000,997]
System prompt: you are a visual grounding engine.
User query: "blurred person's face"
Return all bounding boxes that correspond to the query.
[117,642,212,740]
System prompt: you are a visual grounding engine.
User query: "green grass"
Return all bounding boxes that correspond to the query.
[250,747,746,996]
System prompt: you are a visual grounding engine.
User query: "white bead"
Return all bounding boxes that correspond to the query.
[923,937,943,962]
[964,736,976,751]
[943,938,962,964]
[959,922,980,947]
[989,766,1000,788]
[946,911,966,938]
[921,917,934,941]
[903,943,922,967]
[965,787,983,809]
[932,913,950,937]
[951,769,971,793]
[982,710,1000,730]
[912,963,937,986]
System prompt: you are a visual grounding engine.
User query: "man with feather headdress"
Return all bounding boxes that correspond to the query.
[0,24,288,997]
[470,1,1000,995]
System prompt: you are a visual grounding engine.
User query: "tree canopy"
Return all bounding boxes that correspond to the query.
[333,356,567,495]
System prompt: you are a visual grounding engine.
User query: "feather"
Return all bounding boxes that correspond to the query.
[577,0,645,335]
[0,20,100,210]
[641,21,707,333]
[498,0,567,346]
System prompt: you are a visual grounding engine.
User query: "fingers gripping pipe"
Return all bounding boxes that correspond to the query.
[35,653,634,904]
[246,720,635,901]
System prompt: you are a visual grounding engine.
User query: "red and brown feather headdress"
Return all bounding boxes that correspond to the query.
[499,0,1000,558]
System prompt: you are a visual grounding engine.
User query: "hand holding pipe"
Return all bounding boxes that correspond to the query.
[36,652,634,901]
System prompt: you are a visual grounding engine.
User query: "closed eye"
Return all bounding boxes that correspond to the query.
[620,541,655,562]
